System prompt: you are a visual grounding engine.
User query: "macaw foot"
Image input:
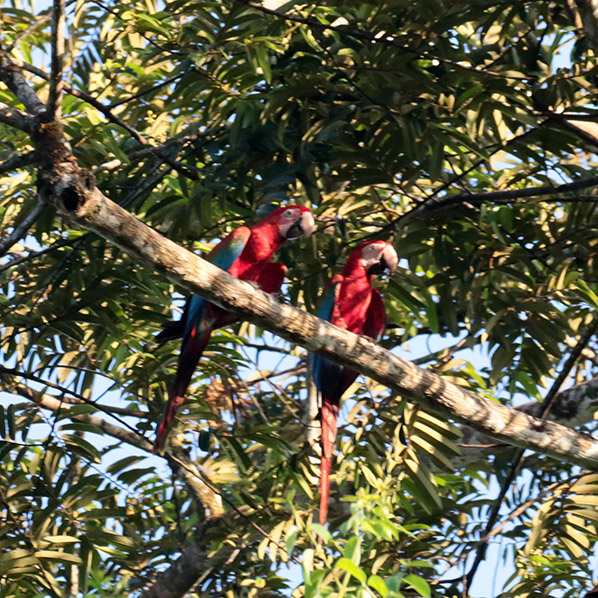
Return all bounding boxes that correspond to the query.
[272,291,288,303]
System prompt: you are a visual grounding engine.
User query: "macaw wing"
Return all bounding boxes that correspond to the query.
[361,289,386,342]
[183,227,252,340]
[312,276,345,397]
[206,226,252,269]
[316,275,342,323]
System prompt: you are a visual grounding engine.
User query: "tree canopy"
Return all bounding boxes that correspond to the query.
[2,0,598,596]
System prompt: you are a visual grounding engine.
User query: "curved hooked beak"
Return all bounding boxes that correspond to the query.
[380,245,398,274]
[285,211,317,239]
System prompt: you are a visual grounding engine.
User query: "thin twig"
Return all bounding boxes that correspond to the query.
[14,59,200,179]
[6,13,52,52]
[0,201,44,258]
[410,173,598,215]
[0,235,80,276]
[0,365,144,438]
[463,313,598,593]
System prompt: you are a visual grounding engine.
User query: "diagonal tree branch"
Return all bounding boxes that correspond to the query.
[11,58,200,179]
[140,509,254,598]
[422,174,598,213]
[47,0,66,121]
[0,101,37,132]
[0,50,46,115]
[3,40,598,509]
[0,150,36,174]
[0,201,45,257]
[7,376,224,516]
[32,154,598,470]
[6,13,52,53]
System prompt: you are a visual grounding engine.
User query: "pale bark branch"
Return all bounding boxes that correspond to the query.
[456,376,598,466]
[2,38,598,528]
[5,376,152,449]
[0,364,141,436]
[464,313,598,591]
[0,201,44,257]
[33,168,598,470]
[47,0,66,121]
[4,378,147,419]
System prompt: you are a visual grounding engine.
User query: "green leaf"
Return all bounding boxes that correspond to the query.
[403,574,431,597]
[336,557,367,583]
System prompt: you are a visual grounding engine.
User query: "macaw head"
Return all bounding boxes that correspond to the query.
[352,240,398,276]
[263,205,317,239]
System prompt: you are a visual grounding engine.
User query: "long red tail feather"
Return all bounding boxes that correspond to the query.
[320,397,340,525]
[153,326,212,452]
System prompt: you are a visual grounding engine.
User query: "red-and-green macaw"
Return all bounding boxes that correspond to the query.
[154,206,316,451]
[312,240,398,525]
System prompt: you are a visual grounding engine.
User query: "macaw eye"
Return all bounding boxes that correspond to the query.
[284,208,294,217]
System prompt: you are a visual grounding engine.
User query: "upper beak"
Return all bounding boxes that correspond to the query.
[381,245,398,273]
[286,211,317,239]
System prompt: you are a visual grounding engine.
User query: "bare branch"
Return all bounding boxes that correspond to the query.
[0,101,37,132]
[0,201,44,257]
[140,511,252,598]
[4,369,225,516]
[422,174,598,212]
[5,378,147,418]
[0,150,36,174]
[47,0,66,121]
[12,59,200,179]
[16,58,147,144]
[0,364,142,436]
[0,50,45,115]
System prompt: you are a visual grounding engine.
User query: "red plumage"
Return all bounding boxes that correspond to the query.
[154,206,316,452]
[313,240,398,524]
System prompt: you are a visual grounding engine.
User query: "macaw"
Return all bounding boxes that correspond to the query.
[154,206,316,451]
[312,240,398,525]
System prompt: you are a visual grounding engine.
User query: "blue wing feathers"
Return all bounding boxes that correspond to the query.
[181,227,251,341]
